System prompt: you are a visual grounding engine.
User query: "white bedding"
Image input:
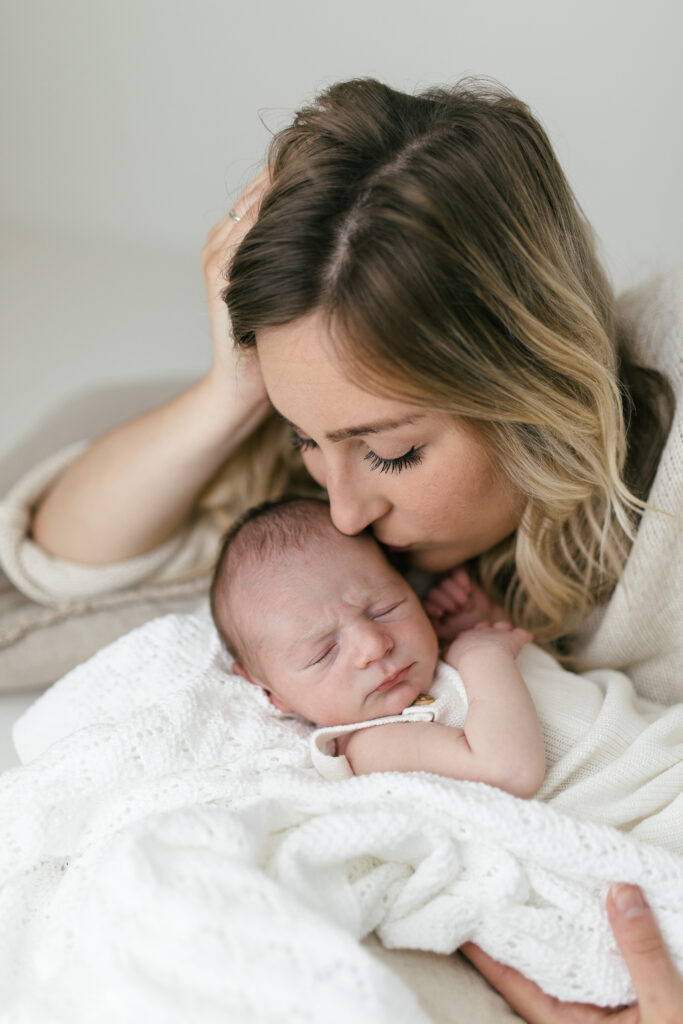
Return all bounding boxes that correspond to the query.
[2,607,682,1021]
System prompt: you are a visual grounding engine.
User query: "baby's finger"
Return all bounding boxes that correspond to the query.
[423,599,446,620]
[425,589,458,614]
[450,567,473,590]
[440,577,472,608]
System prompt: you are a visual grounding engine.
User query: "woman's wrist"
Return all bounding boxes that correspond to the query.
[31,370,271,564]
[197,366,271,447]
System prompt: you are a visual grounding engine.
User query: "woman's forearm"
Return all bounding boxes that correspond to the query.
[31,371,270,564]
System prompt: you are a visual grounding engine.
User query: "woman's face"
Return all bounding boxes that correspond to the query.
[256,311,523,574]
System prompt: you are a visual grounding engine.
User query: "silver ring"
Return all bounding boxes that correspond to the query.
[228,208,242,223]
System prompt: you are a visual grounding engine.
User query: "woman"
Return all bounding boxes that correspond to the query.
[18,78,682,1017]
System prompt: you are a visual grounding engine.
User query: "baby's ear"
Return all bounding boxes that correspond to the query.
[231,661,294,715]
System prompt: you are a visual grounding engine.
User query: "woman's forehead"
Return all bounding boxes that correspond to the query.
[257,313,428,430]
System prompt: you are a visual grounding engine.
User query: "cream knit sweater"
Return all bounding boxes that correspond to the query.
[1,269,681,702]
[572,268,682,704]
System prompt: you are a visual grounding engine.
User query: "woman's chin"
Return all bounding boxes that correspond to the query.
[405,546,462,574]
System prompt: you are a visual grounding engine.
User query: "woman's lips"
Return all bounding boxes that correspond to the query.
[373,665,412,693]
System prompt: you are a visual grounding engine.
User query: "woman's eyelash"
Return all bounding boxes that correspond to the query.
[291,430,423,474]
[290,431,317,453]
[363,446,423,474]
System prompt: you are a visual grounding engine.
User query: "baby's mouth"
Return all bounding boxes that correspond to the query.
[372,664,413,693]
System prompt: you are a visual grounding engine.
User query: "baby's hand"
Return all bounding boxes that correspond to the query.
[423,567,505,642]
[445,621,533,667]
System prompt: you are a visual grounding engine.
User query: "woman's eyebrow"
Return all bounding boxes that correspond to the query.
[269,402,425,443]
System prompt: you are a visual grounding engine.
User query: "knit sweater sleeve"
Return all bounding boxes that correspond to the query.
[0,441,224,607]
[572,268,683,704]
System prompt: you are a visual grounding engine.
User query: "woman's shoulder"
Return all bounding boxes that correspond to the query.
[575,269,683,702]
[617,267,683,384]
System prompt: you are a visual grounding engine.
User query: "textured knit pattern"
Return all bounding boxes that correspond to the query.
[572,268,683,702]
[2,608,682,1021]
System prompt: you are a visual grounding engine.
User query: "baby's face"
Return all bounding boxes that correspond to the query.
[234,532,439,725]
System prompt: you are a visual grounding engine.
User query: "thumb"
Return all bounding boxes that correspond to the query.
[607,883,683,1022]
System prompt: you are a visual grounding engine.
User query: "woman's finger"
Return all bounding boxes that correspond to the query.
[461,888,683,1024]
[230,168,270,220]
[459,942,640,1023]
[239,167,270,203]
[607,884,683,1023]
[204,169,270,249]
[459,944,574,1023]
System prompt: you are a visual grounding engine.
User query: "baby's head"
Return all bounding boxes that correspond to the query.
[210,497,439,725]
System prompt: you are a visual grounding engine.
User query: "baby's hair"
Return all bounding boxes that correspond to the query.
[210,495,336,668]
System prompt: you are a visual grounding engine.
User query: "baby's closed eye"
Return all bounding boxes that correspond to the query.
[370,600,405,620]
[311,643,337,665]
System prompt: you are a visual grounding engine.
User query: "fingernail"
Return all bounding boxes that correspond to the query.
[611,883,647,919]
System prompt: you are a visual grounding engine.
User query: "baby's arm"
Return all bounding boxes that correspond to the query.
[444,622,545,795]
[342,623,545,798]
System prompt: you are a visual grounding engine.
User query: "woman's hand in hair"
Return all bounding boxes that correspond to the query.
[461,884,683,1023]
[202,169,270,409]
[31,168,274,564]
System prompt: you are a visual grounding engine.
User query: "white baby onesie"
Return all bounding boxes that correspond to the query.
[310,659,467,781]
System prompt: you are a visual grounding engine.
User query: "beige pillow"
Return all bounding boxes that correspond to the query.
[0,567,208,693]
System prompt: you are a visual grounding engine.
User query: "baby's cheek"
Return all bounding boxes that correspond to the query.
[406,618,439,665]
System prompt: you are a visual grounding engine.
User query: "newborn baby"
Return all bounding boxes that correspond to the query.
[210,496,545,798]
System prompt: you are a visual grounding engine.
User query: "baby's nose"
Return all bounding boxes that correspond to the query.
[355,621,394,667]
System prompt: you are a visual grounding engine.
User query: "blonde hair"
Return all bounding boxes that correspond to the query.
[216,78,672,650]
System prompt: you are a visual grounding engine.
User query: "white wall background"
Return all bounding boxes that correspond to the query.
[1,0,682,468]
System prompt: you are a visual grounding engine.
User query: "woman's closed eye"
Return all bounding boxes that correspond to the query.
[363,446,423,474]
[290,430,424,474]
[291,431,317,454]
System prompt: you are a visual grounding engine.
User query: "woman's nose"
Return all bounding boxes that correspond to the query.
[325,469,391,537]
[353,620,394,668]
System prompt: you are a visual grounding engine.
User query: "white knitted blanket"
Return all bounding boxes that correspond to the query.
[2,608,683,1022]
